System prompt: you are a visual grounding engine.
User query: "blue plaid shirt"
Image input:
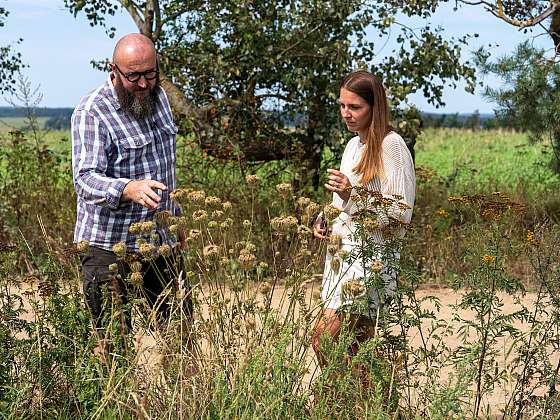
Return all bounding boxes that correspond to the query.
[72,76,179,251]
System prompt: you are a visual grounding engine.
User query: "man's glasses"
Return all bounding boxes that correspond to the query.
[113,63,159,83]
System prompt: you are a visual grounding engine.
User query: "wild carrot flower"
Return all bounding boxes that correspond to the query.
[208,221,219,229]
[155,210,172,226]
[108,263,118,272]
[330,257,340,272]
[243,219,252,228]
[168,224,178,235]
[297,225,312,238]
[112,241,126,257]
[170,188,188,203]
[140,221,155,234]
[222,201,232,211]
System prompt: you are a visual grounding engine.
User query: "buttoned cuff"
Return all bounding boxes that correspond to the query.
[106,178,131,210]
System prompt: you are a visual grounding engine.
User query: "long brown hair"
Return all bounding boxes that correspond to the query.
[341,70,391,184]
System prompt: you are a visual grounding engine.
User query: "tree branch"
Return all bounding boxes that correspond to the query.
[118,0,145,32]
[458,0,560,28]
[159,73,207,130]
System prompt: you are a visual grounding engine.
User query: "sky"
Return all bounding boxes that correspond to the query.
[0,0,552,113]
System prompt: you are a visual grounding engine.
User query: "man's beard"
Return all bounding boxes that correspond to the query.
[114,74,159,119]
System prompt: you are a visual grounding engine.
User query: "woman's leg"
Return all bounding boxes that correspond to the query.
[311,308,343,367]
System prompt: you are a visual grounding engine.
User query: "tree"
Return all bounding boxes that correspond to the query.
[63,0,477,183]
[0,6,25,95]
[460,0,560,171]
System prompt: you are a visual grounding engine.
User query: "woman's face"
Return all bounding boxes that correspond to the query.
[339,88,372,133]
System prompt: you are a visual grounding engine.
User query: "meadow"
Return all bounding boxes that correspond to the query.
[0,123,559,419]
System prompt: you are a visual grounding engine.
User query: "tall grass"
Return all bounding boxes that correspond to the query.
[0,114,559,418]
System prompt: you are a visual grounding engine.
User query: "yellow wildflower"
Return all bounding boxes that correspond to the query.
[482,254,495,264]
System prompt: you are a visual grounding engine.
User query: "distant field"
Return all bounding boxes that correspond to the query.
[415,128,560,194]
[2,127,559,195]
[0,117,50,131]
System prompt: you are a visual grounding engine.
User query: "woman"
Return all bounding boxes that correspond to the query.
[311,70,415,365]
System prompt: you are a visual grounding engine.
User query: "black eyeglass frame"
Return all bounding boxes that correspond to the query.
[113,63,159,83]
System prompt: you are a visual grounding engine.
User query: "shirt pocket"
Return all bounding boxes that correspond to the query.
[115,132,155,176]
[158,123,177,164]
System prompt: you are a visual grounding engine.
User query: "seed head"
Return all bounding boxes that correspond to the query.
[155,210,172,226]
[141,221,155,234]
[330,257,340,272]
[129,222,142,234]
[159,244,171,257]
[139,243,154,259]
[208,221,219,229]
[243,219,252,228]
[130,271,143,288]
[170,188,188,203]
[193,209,208,222]
[276,182,293,197]
[238,249,257,269]
[189,229,202,240]
[323,204,342,223]
[371,259,384,273]
[342,279,365,297]
[245,174,260,185]
[187,190,206,204]
[112,241,126,257]
[222,201,232,211]
[203,244,220,260]
[297,197,311,208]
[205,196,221,207]
[77,240,90,253]
[130,261,143,272]
[258,281,272,296]
[211,210,224,220]
[169,224,178,235]
[108,263,118,272]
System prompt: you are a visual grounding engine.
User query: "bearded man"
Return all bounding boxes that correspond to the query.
[71,34,191,346]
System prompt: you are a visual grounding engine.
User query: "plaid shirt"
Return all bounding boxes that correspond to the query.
[72,76,179,251]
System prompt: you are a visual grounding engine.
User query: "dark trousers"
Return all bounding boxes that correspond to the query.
[81,246,192,333]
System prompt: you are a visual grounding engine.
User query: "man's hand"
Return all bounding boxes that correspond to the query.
[122,179,167,210]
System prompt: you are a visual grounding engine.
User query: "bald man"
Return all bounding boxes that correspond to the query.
[71,34,191,340]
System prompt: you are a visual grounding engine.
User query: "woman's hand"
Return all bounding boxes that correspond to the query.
[325,169,351,202]
[313,217,331,240]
